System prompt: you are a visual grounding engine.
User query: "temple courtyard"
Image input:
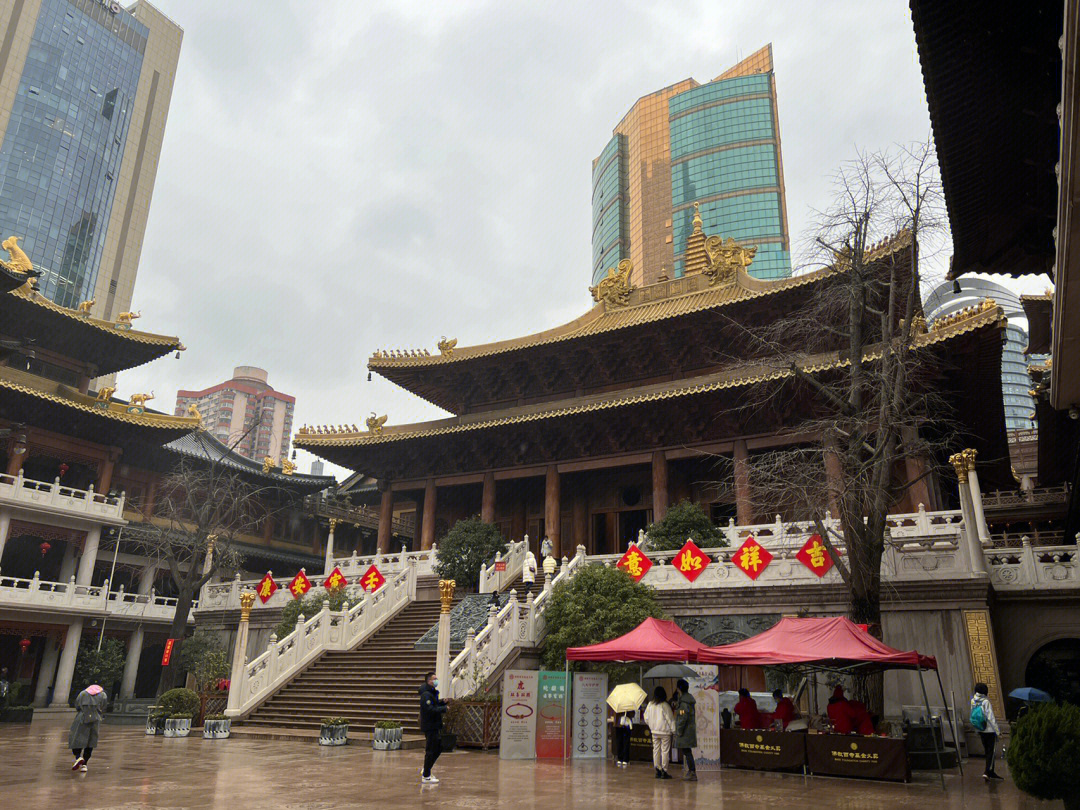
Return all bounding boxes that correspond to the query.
[0,720,1042,808]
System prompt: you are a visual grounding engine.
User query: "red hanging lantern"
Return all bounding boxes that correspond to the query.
[58,463,69,478]
[19,638,31,654]
[39,541,51,557]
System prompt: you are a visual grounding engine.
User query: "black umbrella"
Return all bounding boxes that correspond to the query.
[642,663,698,679]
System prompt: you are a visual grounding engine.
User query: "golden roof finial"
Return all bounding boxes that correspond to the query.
[692,202,703,235]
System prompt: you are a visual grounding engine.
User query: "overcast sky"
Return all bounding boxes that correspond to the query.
[121,0,1050,479]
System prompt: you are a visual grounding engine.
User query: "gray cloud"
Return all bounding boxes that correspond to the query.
[118,0,1045,477]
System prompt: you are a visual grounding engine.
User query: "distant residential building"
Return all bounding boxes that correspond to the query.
[0,0,183,317]
[592,44,791,288]
[175,366,295,462]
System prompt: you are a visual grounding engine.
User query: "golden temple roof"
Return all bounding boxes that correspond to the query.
[369,231,912,370]
[301,294,1000,450]
[0,364,199,430]
[9,285,182,347]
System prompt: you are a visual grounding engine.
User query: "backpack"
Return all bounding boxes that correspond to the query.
[970,701,988,731]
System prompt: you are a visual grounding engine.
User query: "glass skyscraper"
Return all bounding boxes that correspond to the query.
[592,45,790,288]
[0,0,181,314]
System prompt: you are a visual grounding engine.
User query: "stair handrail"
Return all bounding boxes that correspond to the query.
[450,545,585,698]
[478,536,528,594]
[226,559,418,717]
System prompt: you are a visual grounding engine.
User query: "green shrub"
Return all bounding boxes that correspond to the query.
[72,637,125,697]
[4,683,31,710]
[205,713,227,721]
[375,720,402,729]
[1007,702,1080,808]
[274,585,361,638]
[645,500,727,551]
[434,517,507,590]
[155,688,199,717]
[169,713,193,720]
[178,631,231,693]
[540,563,666,683]
[321,716,347,726]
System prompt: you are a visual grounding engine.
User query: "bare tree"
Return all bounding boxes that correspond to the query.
[129,435,272,690]
[712,141,951,648]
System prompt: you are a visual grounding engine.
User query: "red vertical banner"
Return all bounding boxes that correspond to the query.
[161,638,176,667]
[535,670,570,758]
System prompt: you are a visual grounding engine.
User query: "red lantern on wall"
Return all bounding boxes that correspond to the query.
[19,638,31,654]
[39,541,51,557]
[58,463,69,478]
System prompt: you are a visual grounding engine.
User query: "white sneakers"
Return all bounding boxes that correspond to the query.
[422,776,440,784]
[79,763,88,773]
[71,757,85,771]
[614,760,628,767]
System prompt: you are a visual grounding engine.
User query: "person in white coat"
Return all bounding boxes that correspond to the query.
[522,550,538,586]
[970,682,1002,781]
[643,686,675,779]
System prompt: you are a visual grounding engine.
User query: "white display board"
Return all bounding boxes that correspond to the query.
[571,672,609,759]
[499,670,539,759]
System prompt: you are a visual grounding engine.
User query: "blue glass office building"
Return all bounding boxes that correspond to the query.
[591,46,791,288]
[0,0,147,308]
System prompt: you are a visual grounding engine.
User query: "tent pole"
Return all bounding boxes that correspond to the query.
[934,667,963,775]
[917,664,946,790]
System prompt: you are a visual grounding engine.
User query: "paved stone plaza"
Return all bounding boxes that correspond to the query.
[0,720,1043,808]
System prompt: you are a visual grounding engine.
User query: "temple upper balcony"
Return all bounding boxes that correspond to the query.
[0,470,126,528]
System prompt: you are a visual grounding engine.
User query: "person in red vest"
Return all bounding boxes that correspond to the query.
[772,689,798,730]
[827,686,856,734]
[734,688,763,729]
[848,697,875,735]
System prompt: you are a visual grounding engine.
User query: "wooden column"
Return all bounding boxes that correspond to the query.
[421,478,437,550]
[572,490,589,554]
[733,439,752,526]
[97,455,116,494]
[481,472,496,523]
[511,486,527,542]
[651,451,669,522]
[545,465,561,559]
[5,439,27,476]
[377,485,394,554]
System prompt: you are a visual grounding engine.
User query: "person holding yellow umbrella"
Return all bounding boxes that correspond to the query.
[607,682,647,767]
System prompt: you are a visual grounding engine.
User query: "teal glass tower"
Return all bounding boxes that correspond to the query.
[592,45,791,288]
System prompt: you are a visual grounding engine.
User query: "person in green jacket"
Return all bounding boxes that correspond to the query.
[673,679,698,782]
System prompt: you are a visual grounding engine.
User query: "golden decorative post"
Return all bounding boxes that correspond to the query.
[950,449,988,575]
[436,579,456,693]
[324,518,340,575]
[226,590,257,717]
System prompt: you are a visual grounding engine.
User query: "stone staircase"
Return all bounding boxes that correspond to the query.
[241,595,458,735]
[498,570,546,600]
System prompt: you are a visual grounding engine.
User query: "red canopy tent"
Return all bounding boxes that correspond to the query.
[698,617,937,670]
[566,618,710,662]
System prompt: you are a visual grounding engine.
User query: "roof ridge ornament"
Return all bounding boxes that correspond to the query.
[930,297,998,332]
[438,336,457,356]
[590,258,635,308]
[366,412,388,434]
[703,235,756,287]
[1,236,41,291]
[692,202,703,235]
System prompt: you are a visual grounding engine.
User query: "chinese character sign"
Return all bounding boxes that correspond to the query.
[674,540,710,583]
[535,670,571,758]
[256,572,278,603]
[323,567,347,590]
[499,670,539,760]
[571,672,609,760]
[733,536,772,580]
[616,544,652,582]
[161,638,176,666]
[288,570,312,599]
[359,565,385,593]
[796,534,834,577]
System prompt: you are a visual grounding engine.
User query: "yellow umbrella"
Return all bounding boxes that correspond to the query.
[607,682,648,713]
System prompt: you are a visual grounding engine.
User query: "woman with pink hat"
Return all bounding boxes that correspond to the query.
[68,684,107,773]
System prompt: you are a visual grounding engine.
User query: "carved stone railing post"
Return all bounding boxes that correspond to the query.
[950,450,987,575]
[435,579,455,693]
[226,591,256,717]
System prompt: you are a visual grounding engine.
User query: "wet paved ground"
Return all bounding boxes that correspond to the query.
[0,720,1040,808]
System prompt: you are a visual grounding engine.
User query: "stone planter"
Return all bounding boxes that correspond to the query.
[0,707,33,723]
[164,717,191,738]
[203,719,231,739]
[319,723,348,746]
[145,715,167,736]
[373,726,403,750]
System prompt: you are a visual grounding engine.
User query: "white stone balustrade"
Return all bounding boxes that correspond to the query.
[0,471,126,523]
[985,536,1080,591]
[197,545,438,613]
[226,562,418,718]
[0,570,193,623]
[478,536,529,594]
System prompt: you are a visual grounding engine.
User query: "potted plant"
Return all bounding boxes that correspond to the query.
[203,713,231,739]
[319,717,348,746]
[149,688,198,737]
[373,720,403,750]
[145,711,168,736]
[164,713,193,737]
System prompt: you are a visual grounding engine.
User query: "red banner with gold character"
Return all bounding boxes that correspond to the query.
[288,570,312,599]
[359,564,386,592]
[732,536,772,580]
[616,543,652,582]
[323,567,347,590]
[256,572,278,603]
[674,539,710,583]
[796,534,834,577]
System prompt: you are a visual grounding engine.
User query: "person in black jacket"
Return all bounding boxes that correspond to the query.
[419,671,450,783]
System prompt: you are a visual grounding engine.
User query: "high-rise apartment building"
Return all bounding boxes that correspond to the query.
[592,44,790,288]
[175,367,296,463]
[0,0,182,315]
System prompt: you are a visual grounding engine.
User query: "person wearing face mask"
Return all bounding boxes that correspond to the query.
[419,672,450,784]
